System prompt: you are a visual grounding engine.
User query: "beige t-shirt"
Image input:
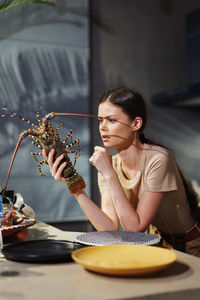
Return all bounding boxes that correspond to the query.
[98,144,195,235]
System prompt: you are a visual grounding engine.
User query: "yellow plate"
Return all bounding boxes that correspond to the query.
[72,244,177,276]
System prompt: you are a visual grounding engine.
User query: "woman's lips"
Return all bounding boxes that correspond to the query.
[102,135,110,142]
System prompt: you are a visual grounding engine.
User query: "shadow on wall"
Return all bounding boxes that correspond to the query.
[0,0,91,223]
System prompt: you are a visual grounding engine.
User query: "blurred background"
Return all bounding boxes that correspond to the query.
[0,0,200,231]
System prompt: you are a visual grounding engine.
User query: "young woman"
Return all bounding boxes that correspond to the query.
[43,87,200,257]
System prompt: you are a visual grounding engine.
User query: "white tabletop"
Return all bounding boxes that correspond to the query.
[0,221,200,300]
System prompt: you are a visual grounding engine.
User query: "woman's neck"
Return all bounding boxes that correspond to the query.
[117,140,144,178]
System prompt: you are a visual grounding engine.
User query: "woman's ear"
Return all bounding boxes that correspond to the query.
[131,117,143,131]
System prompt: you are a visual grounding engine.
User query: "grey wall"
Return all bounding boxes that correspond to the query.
[90,0,200,204]
[0,0,90,222]
[1,0,200,226]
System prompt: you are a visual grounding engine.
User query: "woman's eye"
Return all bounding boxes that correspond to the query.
[97,117,117,124]
[108,118,116,123]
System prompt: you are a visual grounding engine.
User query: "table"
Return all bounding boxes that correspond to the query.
[0,221,200,300]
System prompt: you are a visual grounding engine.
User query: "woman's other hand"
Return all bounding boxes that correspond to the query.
[89,146,114,178]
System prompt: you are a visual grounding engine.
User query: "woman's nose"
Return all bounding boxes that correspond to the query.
[100,119,107,130]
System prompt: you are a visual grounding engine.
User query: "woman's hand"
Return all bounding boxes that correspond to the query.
[89,146,115,178]
[42,149,67,184]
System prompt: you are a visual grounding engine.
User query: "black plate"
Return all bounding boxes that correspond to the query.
[2,239,85,263]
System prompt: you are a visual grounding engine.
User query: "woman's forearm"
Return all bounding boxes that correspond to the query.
[104,173,142,231]
[74,189,119,231]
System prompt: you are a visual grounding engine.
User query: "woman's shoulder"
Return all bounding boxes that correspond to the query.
[143,144,176,170]
[143,144,171,159]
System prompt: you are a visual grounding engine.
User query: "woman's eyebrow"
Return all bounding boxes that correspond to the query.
[97,115,117,119]
[97,115,132,128]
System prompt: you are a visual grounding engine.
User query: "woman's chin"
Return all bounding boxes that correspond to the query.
[102,141,116,149]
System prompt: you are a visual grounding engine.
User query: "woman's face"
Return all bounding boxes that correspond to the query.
[98,101,135,150]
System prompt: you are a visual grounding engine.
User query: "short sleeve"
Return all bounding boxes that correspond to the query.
[144,152,178,192]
